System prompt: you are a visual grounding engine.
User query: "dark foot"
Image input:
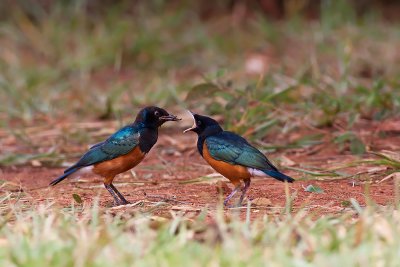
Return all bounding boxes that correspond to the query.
[226,200,247,208]
[112,200,130,207]
[223,185,241,207]
[118,199,130,205]
[105,183,130,206]
[223,179,251,208]
[110,183,130,204]
[226,204,240,208]
[238,179,251,206]
[111,198,130,207]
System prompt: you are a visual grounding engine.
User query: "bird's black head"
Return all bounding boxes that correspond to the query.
[135,106,180,127]
[183,112,223,136]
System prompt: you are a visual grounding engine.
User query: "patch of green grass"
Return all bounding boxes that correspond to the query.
[1,1,399,126]
[1,194,400,266]
[0,151,64,167]
[334,131,366,155]
[360,151,400,174]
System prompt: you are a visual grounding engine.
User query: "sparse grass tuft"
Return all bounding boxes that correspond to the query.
[1,193,400,266]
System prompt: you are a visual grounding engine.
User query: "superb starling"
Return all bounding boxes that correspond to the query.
[50,106,180,206]
[184,112,294,206]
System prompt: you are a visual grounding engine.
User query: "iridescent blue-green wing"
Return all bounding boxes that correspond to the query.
[65,126,140,171]
[99,126,140,156]
[205,132,278,171]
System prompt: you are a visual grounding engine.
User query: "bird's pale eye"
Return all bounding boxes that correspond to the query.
[154,111,160,116]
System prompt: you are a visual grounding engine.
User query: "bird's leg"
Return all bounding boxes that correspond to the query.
[224,185,241,207]
[109,183,130,205]
[238,178,251,206]
[104,183,122,206]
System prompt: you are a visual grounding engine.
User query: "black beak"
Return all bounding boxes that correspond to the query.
[160,114,181,122]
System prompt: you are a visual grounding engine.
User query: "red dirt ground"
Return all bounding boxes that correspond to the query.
[1,118,399,220]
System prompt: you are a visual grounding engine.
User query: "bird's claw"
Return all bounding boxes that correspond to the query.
[113,201,130,207]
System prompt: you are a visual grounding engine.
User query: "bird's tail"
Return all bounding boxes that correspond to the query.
[263,170,295,183]
[49,168,79,186]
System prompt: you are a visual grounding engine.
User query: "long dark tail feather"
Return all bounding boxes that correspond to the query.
[49,168,78,186]
[263,170,295,183]
[64,164,77,174]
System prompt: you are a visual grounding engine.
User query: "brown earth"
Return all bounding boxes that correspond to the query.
[1,118,399,220]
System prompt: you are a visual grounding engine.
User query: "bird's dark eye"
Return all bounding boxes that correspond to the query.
[197,120,202,126]
[154,111,160,116]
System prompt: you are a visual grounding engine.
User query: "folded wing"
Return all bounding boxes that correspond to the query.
[205,131,278,172]
[65,126,140,172]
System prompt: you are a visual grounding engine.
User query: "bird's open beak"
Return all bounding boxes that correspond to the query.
[183,111,197,133]
[160,114,181,122]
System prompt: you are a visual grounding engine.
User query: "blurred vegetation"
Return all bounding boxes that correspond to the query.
[0,0,399,157]
[1,192,400,266]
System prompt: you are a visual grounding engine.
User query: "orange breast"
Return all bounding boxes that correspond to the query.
[93,146,146,181]
[202,142,250,186]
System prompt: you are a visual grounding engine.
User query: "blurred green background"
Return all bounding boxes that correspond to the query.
[0,0,399,148]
